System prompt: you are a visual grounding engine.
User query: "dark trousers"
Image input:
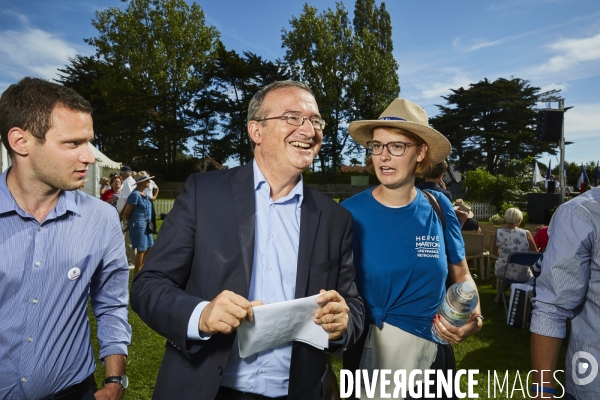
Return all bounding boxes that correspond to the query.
[216,386,287,400]
[41,375,97,400]
[150,199,158,233]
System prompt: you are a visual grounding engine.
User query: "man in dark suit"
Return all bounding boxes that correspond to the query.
[130,81,364,400]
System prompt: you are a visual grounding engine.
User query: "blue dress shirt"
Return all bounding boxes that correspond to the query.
[0,169,132,400]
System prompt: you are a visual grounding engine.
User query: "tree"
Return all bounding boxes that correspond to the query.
[86,0,220,179]
[346,0,399,157]
[57,55,152,164]
[281,3,354,181]
[206,44,288,165]
[430,77,558,175]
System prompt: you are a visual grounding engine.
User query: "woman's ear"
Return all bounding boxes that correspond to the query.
[416,144,428,162]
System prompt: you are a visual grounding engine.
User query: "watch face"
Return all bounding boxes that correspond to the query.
[121,375,129,389]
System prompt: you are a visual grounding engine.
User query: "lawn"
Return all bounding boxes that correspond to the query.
[89,220,568,399]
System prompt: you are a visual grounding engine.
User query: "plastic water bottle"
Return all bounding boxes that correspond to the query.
[431,281,478,344]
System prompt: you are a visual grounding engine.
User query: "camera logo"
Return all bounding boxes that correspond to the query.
[572,351,598,386]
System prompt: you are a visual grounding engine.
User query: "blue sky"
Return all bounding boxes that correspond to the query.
[1,0,599,166]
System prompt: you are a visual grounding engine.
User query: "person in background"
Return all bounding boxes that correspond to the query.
[123,171,154,274]
[116,165,136,266]
[0,76,130,400]
[99,176,109,197]
[103,174,122,206]
[530,186,600,400]
[416,160,452,201]
[143,172,159,234]
[77,178,88,192]
[545,174,559,194]
[342,98,481,399]
[533,225,549,252]
[492,207,538,304]
[454,199,481,234]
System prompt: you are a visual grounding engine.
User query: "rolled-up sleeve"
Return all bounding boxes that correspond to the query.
[90,211,132,360]
[530,204,595,339]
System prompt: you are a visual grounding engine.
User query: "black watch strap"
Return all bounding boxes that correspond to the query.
[104,375,128,389]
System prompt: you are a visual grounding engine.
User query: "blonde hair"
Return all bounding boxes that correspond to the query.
[100,176,109,185]
[504,208,523,224]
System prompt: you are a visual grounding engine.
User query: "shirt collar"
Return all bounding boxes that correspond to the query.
[252,159,304,205]
[0,167,81,218]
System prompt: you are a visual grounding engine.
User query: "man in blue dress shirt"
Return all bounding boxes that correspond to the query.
[131,81,364,400]
[0,77,131,400]
[531,187,600,400]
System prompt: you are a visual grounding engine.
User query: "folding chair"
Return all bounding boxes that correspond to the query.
[462,233,488,279]
[498,251,542,314]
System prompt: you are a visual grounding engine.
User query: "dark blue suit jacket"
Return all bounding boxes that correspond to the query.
[130,162,364,400]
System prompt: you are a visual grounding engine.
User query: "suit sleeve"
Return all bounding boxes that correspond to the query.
[331,211,365,352]
[130,174,207,355]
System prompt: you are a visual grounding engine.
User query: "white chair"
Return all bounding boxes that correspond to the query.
[462,233,488,279]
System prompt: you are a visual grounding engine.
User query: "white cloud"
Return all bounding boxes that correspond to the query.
[0,24,89,89]
[564,103,600,141]
[542,33,600,73]
[538,82,569,93]
[452,32,530,52]
[409,68,474,100]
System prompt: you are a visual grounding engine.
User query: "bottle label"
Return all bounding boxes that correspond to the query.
[440,301,470,325]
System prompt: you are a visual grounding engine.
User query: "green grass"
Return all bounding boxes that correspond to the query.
[88,220,567,399]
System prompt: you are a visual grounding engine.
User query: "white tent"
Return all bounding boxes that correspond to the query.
[83,143,121,198]
[1,142,121,198]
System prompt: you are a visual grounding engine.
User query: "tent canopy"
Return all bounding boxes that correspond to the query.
[88,143,120,169]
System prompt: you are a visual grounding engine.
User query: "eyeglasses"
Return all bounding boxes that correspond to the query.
[366,140,419,157]
[255,114,326,131]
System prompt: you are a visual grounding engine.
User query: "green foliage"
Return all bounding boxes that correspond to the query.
[281,1,399,182]
[463,167,522,213]
[85,0,220,179]
[430,77,557,175]
[489,214,505,225]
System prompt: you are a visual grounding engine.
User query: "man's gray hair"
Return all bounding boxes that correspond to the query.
[247,80,314,123]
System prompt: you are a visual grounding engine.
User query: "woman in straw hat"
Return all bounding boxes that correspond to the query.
[342,99,482,399]
[454,199,481,233]
[123,171,155,273]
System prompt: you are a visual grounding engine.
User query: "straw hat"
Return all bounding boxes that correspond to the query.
[453,199,474,218]
[348,99,451,164]
[135,171,155,185]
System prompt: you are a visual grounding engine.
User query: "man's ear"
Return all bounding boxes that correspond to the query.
[248,120,262,145]
[7,127,31,156]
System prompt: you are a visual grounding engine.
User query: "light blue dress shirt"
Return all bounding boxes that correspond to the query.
[187,160,303,397]
[531,187,600,399]
[0,169,131,400]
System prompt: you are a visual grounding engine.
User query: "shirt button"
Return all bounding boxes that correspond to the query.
[35,261,41,267]
[218,366,223,376]
[270,233,274,238]
[268,265,272,270]
[258,368,263,374]
[21,377,26,383]
[38,226,42,231]
[32,299,39,304]
[28,337,33,342]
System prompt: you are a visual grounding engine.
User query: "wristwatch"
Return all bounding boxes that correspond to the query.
[104,375,129,389]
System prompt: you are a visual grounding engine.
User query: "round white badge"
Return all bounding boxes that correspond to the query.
[67,267,81,281]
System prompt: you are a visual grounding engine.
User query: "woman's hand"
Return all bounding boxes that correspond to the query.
[432,313,482,345]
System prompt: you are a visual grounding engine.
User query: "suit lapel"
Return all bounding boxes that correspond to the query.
[295,186,321,298]
[231,162,256,296]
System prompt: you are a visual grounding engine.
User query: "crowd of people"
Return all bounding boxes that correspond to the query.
[1,77,597,400]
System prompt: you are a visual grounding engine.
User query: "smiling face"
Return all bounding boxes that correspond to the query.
[371,127,428,190]
[27,105,95,191]
[248,87,322,180]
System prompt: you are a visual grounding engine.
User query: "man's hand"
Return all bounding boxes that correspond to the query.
[94,384,123,400]
[313,289,350,341]
[199,290,263,334]
[432,313,482,345]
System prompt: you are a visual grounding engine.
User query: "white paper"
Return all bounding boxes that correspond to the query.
[237,294,329,358]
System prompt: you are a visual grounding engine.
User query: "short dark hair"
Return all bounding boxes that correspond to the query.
[247,80,314,123]
[0,77,92,158]
[423,160,448,180]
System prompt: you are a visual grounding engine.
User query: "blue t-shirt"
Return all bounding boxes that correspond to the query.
[342,188,465,342]
[127,190,151,224]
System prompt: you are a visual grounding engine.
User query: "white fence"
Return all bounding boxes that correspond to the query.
[155,199,175,217]
[470,203,496,219]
